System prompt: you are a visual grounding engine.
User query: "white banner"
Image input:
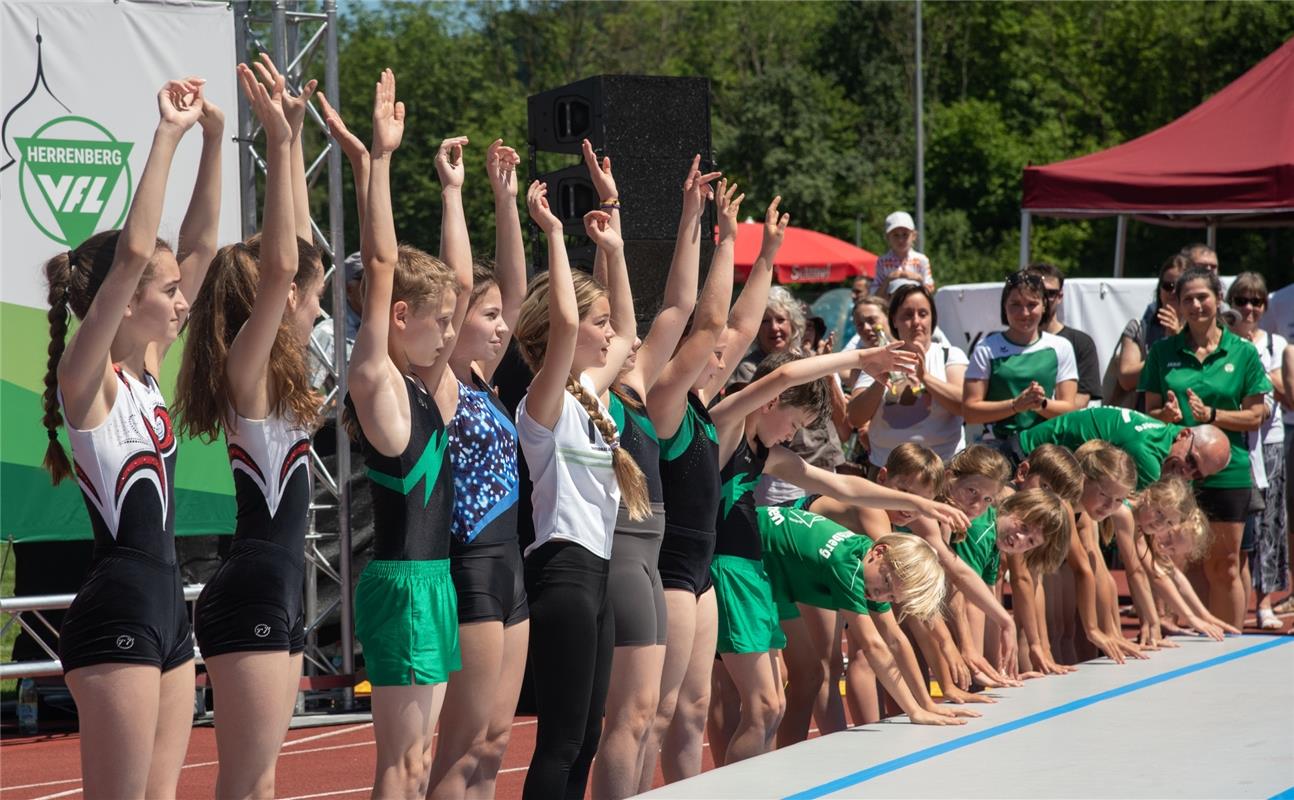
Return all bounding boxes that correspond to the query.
[1,0,240,309]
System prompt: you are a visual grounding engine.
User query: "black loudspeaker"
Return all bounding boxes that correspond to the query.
[528,75,715,320]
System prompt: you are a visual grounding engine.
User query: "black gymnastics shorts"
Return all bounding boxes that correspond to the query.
[450,539,529,626]
[60,546,194,673]
[658,523,717,596]
[195,538,305,658]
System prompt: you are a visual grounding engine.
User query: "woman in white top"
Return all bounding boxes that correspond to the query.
[848,283,968,471]
[1225,272,1288,630]
[512,185,650,800]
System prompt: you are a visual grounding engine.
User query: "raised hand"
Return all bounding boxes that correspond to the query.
[370,69,404,158]
[486,138,520,198]
[237,64,290,145]
[761,196,790,254]
[716,178,744,243]
[435,136,470,189]
[318,93,368,166]
[857,342,919,380]
[1184,389,1211,423]
[583,209,623,252]
[188,78,224,138]
[1161,390,1184,423]
[681,154,722,219]
[253,53,316,140]
[1156,304,1181,334]
[922,498,970,532]
[158,78,204,132]
[582,138,617,202]
[527,181,561,235]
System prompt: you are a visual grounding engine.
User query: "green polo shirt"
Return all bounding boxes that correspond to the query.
[1017,407,1182,489]
[757,505,890,616]
[952,506,999,585]
[1138,327,1270,489]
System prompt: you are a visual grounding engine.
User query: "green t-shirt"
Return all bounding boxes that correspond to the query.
[1017,407,1182,490]
[756,505,890,615]
[966,331,1079,438]
[1138,327,1272,489]
[952,506,999,585]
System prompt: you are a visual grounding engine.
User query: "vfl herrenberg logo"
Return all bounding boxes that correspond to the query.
[1,24,134,248]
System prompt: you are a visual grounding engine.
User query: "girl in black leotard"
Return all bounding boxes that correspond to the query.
[39,78,221,799]
[174,59,321,798]
[426,139,531,800]
[343,70,474,799]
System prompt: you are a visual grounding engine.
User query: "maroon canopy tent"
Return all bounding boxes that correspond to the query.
[1019,37,1294,274]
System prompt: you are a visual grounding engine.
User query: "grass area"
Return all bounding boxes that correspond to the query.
[2,541,16,699]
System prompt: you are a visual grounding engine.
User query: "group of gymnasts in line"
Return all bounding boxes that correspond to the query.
[37,65,1238,800]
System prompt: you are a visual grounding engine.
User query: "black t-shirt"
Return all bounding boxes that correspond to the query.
[1057,325,1102,402]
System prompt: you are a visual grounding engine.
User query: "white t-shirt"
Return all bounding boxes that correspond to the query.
[516,374,620,559]
[854,341,969,466]
[1260,284,1294,341]
[1253,330,1286,446]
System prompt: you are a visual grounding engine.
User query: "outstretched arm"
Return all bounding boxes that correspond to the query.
[429,136,474,393]
[59,80,202,427]
[843,612,964,726]
[318,92,370,236]
[582,144,637,395]
[522,183,580,430]
[173,80,224,319]
[253,54,317,243]
[479,138,525,382]
[875,610,979,720]
[226,63,298,420]
[1006,554,1072,675]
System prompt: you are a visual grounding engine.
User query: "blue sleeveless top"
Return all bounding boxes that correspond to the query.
[448,371,520,546]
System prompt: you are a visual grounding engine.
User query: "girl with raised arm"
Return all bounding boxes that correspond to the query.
[589,149,719,800]
[40,78,217,799]
[640,185,778,791]
[512,188,649,799]
[426,139,530,800]
[175,63,319,799]
[344,70,473,799]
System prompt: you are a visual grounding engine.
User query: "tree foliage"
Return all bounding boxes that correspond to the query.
[320,1,1293,288]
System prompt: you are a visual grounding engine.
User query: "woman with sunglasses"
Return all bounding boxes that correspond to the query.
[1224,272,1286,630]
[1115,254,1189,407]
[1139,266,1270,630]
[963,271,1080,448]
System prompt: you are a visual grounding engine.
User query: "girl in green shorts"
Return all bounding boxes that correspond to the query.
[343,71,474,799]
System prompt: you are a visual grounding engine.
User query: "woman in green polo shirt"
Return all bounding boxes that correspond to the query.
[1139,266,1270,629]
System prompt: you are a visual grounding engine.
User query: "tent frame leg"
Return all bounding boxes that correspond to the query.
[1113,214,1128,277]
[1018,210,1031,269]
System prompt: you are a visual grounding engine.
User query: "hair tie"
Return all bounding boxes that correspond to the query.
[606,437,621,451]
[47,428,59,441]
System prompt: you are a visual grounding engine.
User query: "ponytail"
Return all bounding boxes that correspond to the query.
[566,377,650,521]
[41,252,74,484]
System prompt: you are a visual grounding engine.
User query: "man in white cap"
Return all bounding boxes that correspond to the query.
[870,210,933,299]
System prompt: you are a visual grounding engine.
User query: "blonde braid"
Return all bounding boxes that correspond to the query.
[566,377,651,521]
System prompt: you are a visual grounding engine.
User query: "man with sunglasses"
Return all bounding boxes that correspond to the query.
[1012,406,1231,490]
[1025,263,1102,407]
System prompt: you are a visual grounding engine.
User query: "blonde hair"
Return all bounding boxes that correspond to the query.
[1075,440,1136,491]
[1023,443,1083,507]
[513,269,651,521]
[884,443,944,495]
[948,444,1012,485]
[874,533,945,621]
[999,488,1071,576]
[1136,478,1211,566]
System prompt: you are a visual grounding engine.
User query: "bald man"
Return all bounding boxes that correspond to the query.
[1011,407,1230,489]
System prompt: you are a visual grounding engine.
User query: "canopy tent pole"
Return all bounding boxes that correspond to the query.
[1113,214,1128,277]
[1206,222,1217,250]
[914,0,925,245]
[1018,210,1031,269]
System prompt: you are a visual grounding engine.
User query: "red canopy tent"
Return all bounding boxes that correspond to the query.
[1019,37,1294,273]
[733,222,877,283]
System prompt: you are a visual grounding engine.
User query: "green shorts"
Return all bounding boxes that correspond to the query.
[711,554,786,653]
[776,598,801,622]
[355,559,461,686]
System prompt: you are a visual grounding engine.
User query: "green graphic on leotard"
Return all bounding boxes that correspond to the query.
[367,428,448,507]
[721,471,760,519]
[661,401,718,461]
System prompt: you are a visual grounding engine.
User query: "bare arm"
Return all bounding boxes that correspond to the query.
[59,81,201,427]
[1006,554,1071,675]
[253,56,317,244]
[480,139,525,383]
[1116,334,1144,393]
[847,378,888,428]
[429,136,474,398]
[874,610,977,719]
[521,185,581,430]
[906,516,1014,642]
[173,86,225,320]
[318,92,370,234]
[1111,507,1163,647]
[844,612,963,726]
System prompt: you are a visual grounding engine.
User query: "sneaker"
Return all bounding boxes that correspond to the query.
[1273,595,1294,615]
[1257,608,1284,631]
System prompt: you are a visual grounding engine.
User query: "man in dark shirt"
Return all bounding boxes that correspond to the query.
[1026,263,1101,406]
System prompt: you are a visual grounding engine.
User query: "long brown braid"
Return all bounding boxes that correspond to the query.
[565,376,650,521]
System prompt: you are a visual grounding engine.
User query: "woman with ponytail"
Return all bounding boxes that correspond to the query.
[173,61,321,798]
[342,70,473,799]
[512,183,647,800]
[41,78,220,798]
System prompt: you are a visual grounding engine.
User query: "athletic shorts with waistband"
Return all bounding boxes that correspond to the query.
[658,522,716,596]
[355,559,461,686]
[610,503,668,646]
[195,537,305,658]
[60,546,193,673]
[450,539,529,627]
[711,554,787,653]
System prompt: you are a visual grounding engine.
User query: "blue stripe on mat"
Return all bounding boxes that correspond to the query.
[786,636,1294,800]
[1269,786,1294,800]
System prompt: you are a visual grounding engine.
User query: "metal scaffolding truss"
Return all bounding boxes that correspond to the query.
[232,0,354,704]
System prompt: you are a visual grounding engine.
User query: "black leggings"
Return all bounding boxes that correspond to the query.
[523,540,614,800]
